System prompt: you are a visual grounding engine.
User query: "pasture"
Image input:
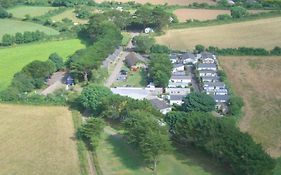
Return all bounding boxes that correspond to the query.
[8,6,57,19]
[219,56,281,158]
[52,9,88,24]
[174,9,230,22]
[0,104,81,175]
[0,39,85,90]
[97,126,227,175]
[94,0,216,5]
[156,17,281,50]
[0,19,59,38]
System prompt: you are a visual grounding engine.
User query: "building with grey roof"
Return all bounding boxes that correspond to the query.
[149,98,172,114]
[169,95,186,105]
[198,63,217,71]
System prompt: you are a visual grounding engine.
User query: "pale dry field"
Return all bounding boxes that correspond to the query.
[156,17,281,50]
[174,9,230,22]
[94,0,216,5]
[220,56,281,157]
[0,104,80,175]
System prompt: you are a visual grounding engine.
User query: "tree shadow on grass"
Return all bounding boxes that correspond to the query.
[106,134,145,171]
[172,143,231,175]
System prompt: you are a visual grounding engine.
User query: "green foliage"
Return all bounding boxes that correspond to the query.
[271,46,281,55]
[48,53,64,70]
[1,34,14,46]
[230,6,248,18]
[182,92,216,112]
[1,31,46,46]
[79,84,112,112]
[228,96,244,116]
[165,112,276,175]
[195,44,205,53]
[216,14,232,20]
[134,35,155,54]
[75,6,91,19]
[0,6,11,18]
[150,44,170,54]
[52,0,89,7]
[78,118,105,151]
[207,46,273,56]
[124,110,171,171]
[148,54,172,88]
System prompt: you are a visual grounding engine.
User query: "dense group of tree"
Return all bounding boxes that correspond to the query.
[52,0,89,7]
[165,111,276,175]
[1,31,46,46]
[0,6,12,18]
[148,53,172,88]
[78,87,170,171]
[0,53,63,101]
[133,35,155,53]
[182,92,216,112]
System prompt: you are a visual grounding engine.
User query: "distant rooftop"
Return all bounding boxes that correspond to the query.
[150,98,170,110]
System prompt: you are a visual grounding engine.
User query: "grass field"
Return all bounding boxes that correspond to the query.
[0,19,59,38]
[97,126,227,175]
[0,104,80,175]
[0,39,85,91]
[52,9,88,24]
[113,68,147,87]
[219,56,281,158]
[95,0,216,5]
[8,6,57,19]
[156,17,281,50]
[174,9,230,22]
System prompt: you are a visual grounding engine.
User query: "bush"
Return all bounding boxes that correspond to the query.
[150,44,170,54]
[0,6,11,18]
[217,14,232,20]
[230,6,248,18]
[1,31,46,46]
[49,53,64,70]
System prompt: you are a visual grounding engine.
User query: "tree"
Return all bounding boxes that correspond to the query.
[124,110,170,173]
[228,96,244,116]
[1,34,14,46]
[79,84,112,112]
[23,31,33,43]
[49,53,64,70]
[216,14,232,20]
[195,44,205,53]
[182,92,215,112]
[148,54,172,88]
[14,32,24,44]
[78,118,105,151]
[134,35,155,54]
[230,6,248,18]
[150,44,170,54]
[0,6,11,18]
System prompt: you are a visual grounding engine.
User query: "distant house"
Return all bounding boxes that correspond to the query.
[172,64,185,73]
[169,95,185,105]
[212,95,230,103]
[199,70,217,77]
[125,52,138,69]
[66,76,74,86]
[203,82,226,91]
[144,27,154,34]
[202,57,215,64]
[166,88,190,95]
[201,76,220,82]
[150,98,172,114]
[198,63,217,71]
[181,52,197,64]
[170,75,191,83]
[200,52,216,60]
[172,71,186,76]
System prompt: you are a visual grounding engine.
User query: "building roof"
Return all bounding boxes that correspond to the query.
[212,95,230,102]
[204,82,226,87]
[199,70,217,74]
[173,64,184,68]
[170,95,186,101]
[172,71,186,76]
[125,52,138,67]
[170,54,178,60]
[181,52,195,59]
[201,76,220,80]
[201,52,215,59]
[171,75,191,80]
[150,98,171,110]
[198,63,217,68]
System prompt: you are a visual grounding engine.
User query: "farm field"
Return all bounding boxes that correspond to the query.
[0,19,59,38]
[174,9,230,22]
[0,39,85,91]
[97,126,227,175]
[8,6,57,19]
[0,104,80,175]
[94,0,216,5]
[156,17,281,50]
[52,9,88,24]
[219,56,281,158]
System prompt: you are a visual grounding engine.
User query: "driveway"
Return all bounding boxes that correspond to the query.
[41,71,66,95]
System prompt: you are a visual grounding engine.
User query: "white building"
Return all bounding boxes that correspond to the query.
[199,70,217,77]
[172,64,185,73]
[150,98,172,115]
[166,88,190,96]
[198,63,217,71]
[169,95,185,105]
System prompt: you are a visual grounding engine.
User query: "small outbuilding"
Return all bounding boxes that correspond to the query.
[125,52,138,69]
[150,98,172,115]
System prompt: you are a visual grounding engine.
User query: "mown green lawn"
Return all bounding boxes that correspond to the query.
[121,32,131,46]
[0,39,85,90]
[51,9,88,24]
[0,19,59,38]
[8,6,57,19]
[113,67,147,87]
[97,126,228,175]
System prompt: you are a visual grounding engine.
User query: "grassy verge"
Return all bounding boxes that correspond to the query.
[72,110,89,175]
[121,32,131,46]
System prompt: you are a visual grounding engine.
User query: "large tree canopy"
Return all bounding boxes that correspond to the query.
[182,92,215,112]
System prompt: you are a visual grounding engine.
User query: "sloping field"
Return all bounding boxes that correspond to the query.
[8,6,57,19]
[52,9,88,24]
[220,56,281,157]
[0,39,85,90]
[174,9,230,22]
[156,17,281,50]
[0,19,59,38]
[0,104,80,175]
[94,0,216,5]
